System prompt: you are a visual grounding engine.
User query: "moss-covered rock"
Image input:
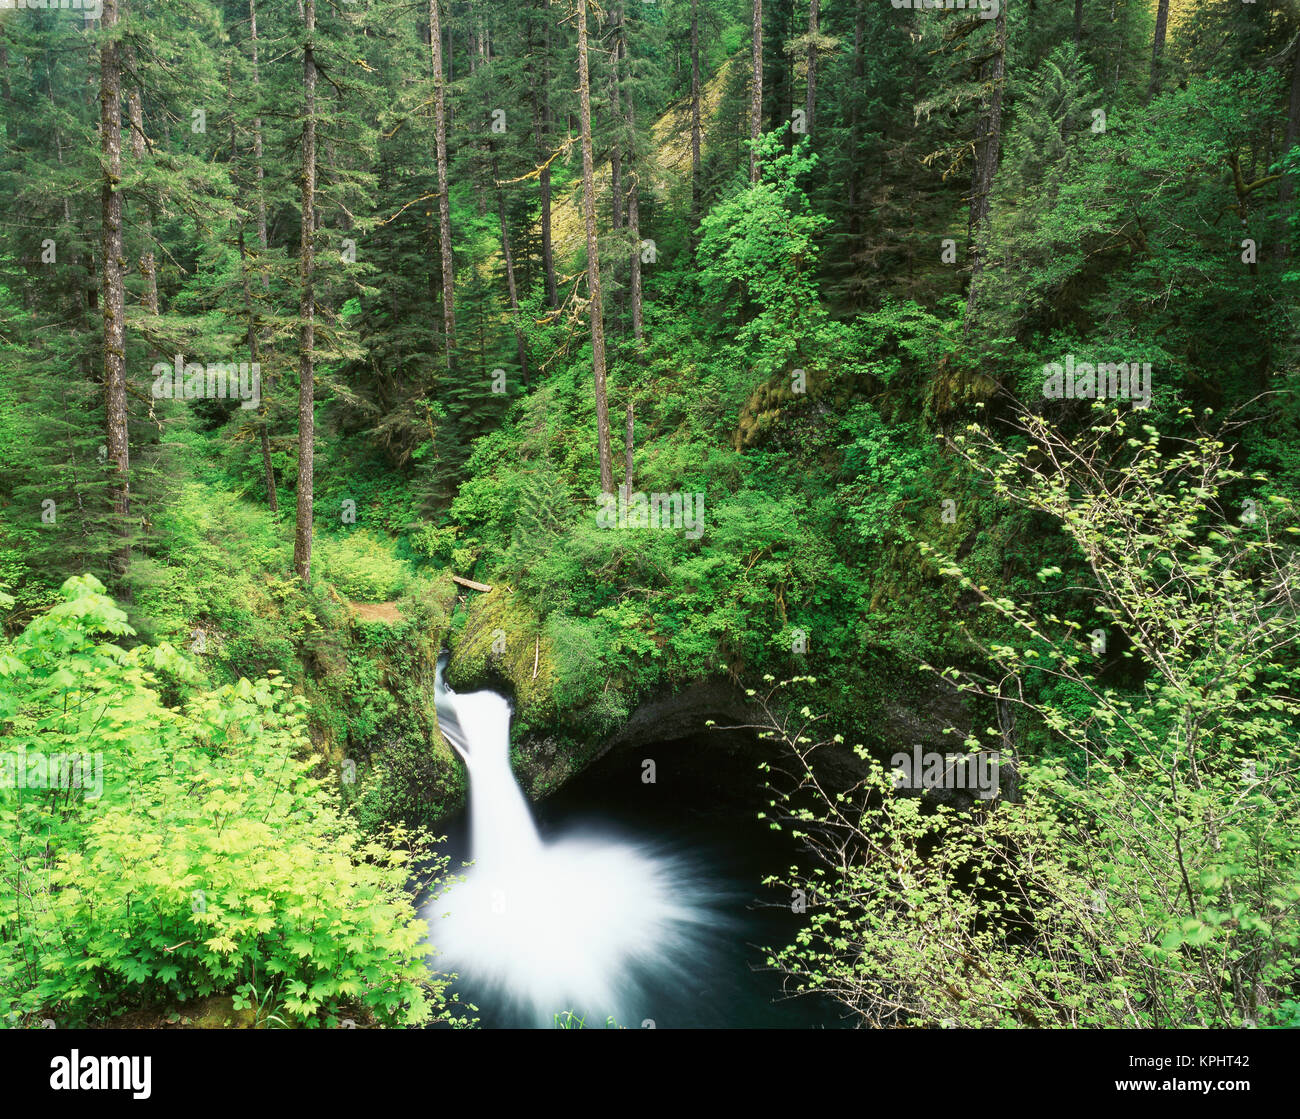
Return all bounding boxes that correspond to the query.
[446,587,558,725]
[445,587,646,800]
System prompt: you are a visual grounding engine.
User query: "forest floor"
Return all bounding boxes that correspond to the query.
[350,600,404,624]
[98,995,259,1029]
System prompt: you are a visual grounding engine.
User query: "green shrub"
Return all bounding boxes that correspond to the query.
[0,576,468,1028]
[314,531,414,601]
[762,412,1300,1028]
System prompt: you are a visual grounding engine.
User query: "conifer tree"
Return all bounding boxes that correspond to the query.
[575,0,614,494]
[294,0,317,582]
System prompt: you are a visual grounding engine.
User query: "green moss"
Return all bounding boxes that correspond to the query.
[327,578,469,828]
[447,587,558,726]
[447,589,626,800]
[188,995,259,1030]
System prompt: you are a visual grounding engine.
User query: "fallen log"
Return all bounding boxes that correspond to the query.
[451,575,493,593]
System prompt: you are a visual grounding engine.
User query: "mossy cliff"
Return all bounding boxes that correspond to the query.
[444,586,606,800]
[329,579,468,831]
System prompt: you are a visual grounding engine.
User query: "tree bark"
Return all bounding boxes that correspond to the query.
[250,0,269,272]
[124,45,158,318]
[608,9,624,236]
[620,16,643,348]
[429,0,457,368]
[445,20,454,134]
[749,0,763,182]
[628,169,643,346]
[1277,43,1300,260]
[0,38,11,106]
[538,0,559,309]
[848,2,863,237]
[467,2,489,219]
[607,7,625,329]
[294,0,317,582]
[576,0,614,495]
[100,0,131,578]
[236,3,276,513]
[624,400,634,492]
[495,157,530,387]
[238,224,279,513]
[1073,0,1083,45]
[804,0,819,139]
[964,0,1007,331]
[1148,0,1170,100]
[690,0,702,236]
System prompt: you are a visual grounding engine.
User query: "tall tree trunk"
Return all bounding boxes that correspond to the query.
[1277,41,1300,260]
[250,0,269,274]
[494,157,530,387]
[1073,0,1084,45]
[620,17,643,348]
[45,49,92,369]
[100,0,130,578]
[538,0,559,309]
[124,45,158,318]
[239,2,276,512]
[690,0,702,237]
[445,21,454,135]
[749,0,763,182]
[608,10,624,236]
[628,169,643,346]
[964,0,1007,332]
[238,224,279,513]
[228,83,278,517]
[577,0,614,495]
[467,2,489,219]
[1148,0,1170,100]
[848,2,863,239]
[619,15,641,488]
[769,0,791,143]
[294,0,317,583]
[429,0,457,368]
[0,39,11,106]
[607,8,625,330]
[804,0,819,139]
[624,401,634,493]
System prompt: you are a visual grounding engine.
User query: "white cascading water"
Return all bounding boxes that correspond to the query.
[426,659,712,1027]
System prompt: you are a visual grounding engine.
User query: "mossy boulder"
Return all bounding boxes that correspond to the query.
[446,587,558,725]
[445,588,627,800]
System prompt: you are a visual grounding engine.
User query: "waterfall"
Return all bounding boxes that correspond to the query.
[426,657,713,1028]
[440,683,542,870]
